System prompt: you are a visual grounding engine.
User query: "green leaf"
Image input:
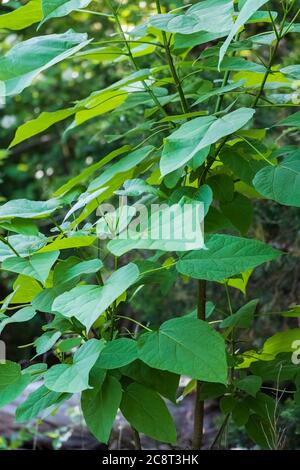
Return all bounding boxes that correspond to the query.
[161,108,254,176]
[107,196,205,255]
[32,280,76,314]
[177,234,281,281]
[16,385,68,423]
[220,193,253,235]
[53,146,130,197]
[0,199,61,220]
[44,339,104,393]
[0,361,31,407]
[253,161,300,207]
[220,299,259,329]
[245,414,274,449]
[2,251,59,285]
[138,315,227,384]
[232,400,250,427]
[121,360,179,403]
[41,0,91,26]
[276,111,300,127]
[57,337,82,353]
[0,30,90,96]
[9,108,75,148]
[97,338,138,369]
[149,0,233,35]
[52,263,140,331]
[219,0,269,67]
[0,0,42,31]
[88,146,154,191]
[0,235,47,261]
[81,374,122,444]
[37,235,96,253]
[0,219,39,236]
[160,116,215,176]
[0,306,37,335]
[236,375,262,397]
[34,331,62,357]
[8,275,42,304]
[53,257,103,285]
[120,382,177,444]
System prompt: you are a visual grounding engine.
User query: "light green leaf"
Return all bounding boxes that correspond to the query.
[34,331,62,357]
[97,338,138,369]
[41,0,91,26]
[0,0,42,31]
[150,0,233,35]
[52,263,140,331]
[0,30,90,96]
[160,116,215,176]
[0,234,47,261]
[81,374,122,444]
[9,275,43,304]
[138,315,227,383]
[0,306,37,335]
[16,385,68,423]
[253,160,300,207]
[53,257,103,285]
[108,196,205,255]
[88,146,154,191]
[64,187,108,221]
[0,361,31,407]
[219,0,269,67]
[177,234,281,281]
[37,235,96,253]
[0,199,61,220]
[44,339,104,393]
[9,108,75,148]
[120,382,177,444]
[2,251,59,284]
[53,145,130,197]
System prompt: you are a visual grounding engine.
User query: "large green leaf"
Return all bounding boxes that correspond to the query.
[41,0,92,26]
[16,385,68,423]
[52,263,140,331]
[121,360,179,403]
[53,257,103,285]
[2,251,59,284]
[160,116,215,175]
[253,160,300,207]
[0,361,31,407]
[0,0,42,30]
[108,195,206,255]
[219,0,269,67]
[0,30,90,96]
[161,108,254,176]
[149,0,233,35]
[97,338,138,369]
[88,146,154,191]
[0,234,47,261]
[0,306,37,335]
[177,234,281,281]
[44,339,104,393]
[120,382,177,444]
[9,108,75,148]
[81,374,122,444]
[138,316,227,384]
[9,275,43,304]
[34,331,62,357]
[0,199,61,220]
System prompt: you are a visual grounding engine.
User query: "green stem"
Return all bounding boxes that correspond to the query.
[105,0,168,117]
[155,0,189,114]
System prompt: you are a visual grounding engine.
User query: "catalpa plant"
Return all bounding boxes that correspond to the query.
[0,0,300,450]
